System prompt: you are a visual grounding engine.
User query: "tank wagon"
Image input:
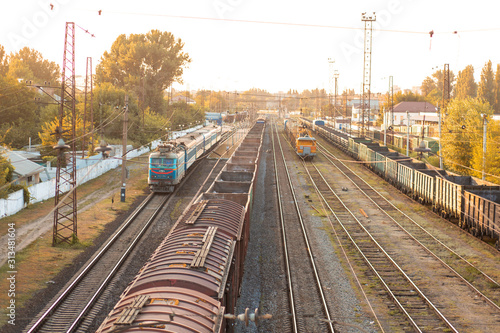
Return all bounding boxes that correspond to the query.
[97,121,265,333]
[302,118,500,250]
[148,124,225,192]
[284,118,317,160]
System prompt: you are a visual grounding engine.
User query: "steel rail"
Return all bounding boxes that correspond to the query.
[318,143,500,311]
[305,161,459,332]
[273,121,335,333]
[26,192,157,333]
[319,137,500,286]
[67,194,170,332]
[270,120,298,333]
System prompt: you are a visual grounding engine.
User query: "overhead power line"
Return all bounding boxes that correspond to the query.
[82,8,500,36]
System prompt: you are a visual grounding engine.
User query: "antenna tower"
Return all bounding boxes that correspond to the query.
[361,12,376,137]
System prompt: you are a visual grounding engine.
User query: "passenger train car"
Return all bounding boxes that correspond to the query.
[148,125,225,192]
[284,118,317,160]
[300,117,500,250]
[97,121,266,333]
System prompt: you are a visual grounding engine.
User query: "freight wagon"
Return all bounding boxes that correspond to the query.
[97,121,266,333]
[302,117,500,250]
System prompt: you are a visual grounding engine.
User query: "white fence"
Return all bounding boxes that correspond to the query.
[0,126,203,219]
[0,139,159,219]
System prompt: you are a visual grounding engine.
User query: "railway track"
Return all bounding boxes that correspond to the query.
[24,136,235,333]
[24,193,170,333]
[303,143,500,331]
[271,121,335,333]
[318,143,500,306]
[304,161,457,332]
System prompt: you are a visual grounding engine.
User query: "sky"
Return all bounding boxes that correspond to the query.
[2,0,500,95]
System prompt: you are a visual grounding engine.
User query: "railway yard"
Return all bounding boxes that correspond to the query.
[4,117,500,332]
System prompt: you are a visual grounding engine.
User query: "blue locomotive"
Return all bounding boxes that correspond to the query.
[148,124,224,192]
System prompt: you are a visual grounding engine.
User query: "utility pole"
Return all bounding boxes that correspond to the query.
[438,109,443,169]
[482,114,488,180]
[384,108,387,146]
[389,75,394,145]
[328,58,335,118]
[344,91,348,133]
[334,70,339,128]
[121,95,128,202]
[406,111,410,156]
[82,57,93,158]
[361,12,376,137]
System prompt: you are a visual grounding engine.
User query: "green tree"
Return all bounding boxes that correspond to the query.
[92,83,139,141]
[0,75,38,148]
[494,64,500,113]
[194,90,212,110]
[0,44,8,76]
[441,98,492,176]
[96,30,190,113]
[421,76,436,96]
[0,151,15,199]
[455,65,477,100]
[7,47,59,84]
[477,60,495,107]
[167,102,205,132]
[471,116,500,183]
[421,69,455,106]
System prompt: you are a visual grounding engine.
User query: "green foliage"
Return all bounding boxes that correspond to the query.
[494,64,500,113]
[95,30,190,113]
[0,47,60,149]
[380,90,426,115]
[0,45,8,76]
[0,75,37,124]
[167,102,205,133]
[478,60,495,107]
[455,65,477,100]
[0,153,14,199]
[7,47,59,84]
[133,107,170,145]
[441,98,493,176]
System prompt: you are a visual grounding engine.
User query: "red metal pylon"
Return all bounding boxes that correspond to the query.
[53,22,78,245]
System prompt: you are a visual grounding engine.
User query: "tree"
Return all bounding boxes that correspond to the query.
[431,69,455,98]
[421,69,456,106]
[0,44,8,76]
[167,102,205,131]
[421,76,436,97]
[477,60,495,107]
[38,114,88,160]
[441,98,493,176]
[455,65,477,100]
[0,75,38,148]
[194,90,212,110]
[0,151,14,199]
[7,47,59,84]
[96,30,190,113]
[494,64,500,113]
[471,116,500,183]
